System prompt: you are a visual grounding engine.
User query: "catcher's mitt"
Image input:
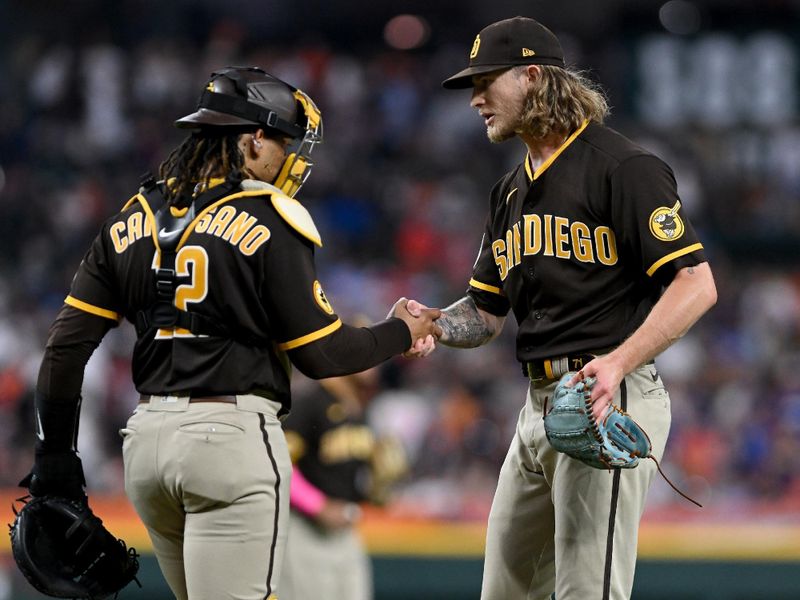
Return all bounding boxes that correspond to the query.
[544,372,650,469]
[543,372,701,506]
[8,495,140,599]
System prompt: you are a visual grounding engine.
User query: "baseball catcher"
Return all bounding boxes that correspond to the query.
[8,494,140,600]
[544,372,701,506]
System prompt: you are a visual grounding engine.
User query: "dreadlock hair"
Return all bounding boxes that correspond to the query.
[158,129,250,207]
[518,65,610,140]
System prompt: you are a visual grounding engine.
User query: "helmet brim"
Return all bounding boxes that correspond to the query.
[175,108,260,129]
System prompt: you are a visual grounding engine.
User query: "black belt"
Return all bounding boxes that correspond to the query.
[522,349,656,381]
[523,353,599,381]
[522,352,654,381]
[138,394,237,404]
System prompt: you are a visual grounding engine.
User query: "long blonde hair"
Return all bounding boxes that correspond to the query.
[519,65,610,139]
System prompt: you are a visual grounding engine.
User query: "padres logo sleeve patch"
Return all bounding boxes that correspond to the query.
[313,280,335,314]
[648,200,685,241]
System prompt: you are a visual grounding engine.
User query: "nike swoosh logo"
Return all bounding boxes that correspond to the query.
[35,409,45,441]
[158,227,183,239]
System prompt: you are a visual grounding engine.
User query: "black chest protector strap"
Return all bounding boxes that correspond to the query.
[134,173,258,343]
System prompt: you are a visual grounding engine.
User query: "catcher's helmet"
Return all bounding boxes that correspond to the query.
[176,66,322,197]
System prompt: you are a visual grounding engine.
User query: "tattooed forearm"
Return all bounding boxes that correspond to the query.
[437,296,495,348]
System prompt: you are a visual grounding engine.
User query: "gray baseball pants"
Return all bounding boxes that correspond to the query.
[480,364,671,600]
[121,394,291,600]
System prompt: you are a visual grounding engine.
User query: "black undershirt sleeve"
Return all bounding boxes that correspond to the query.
[288,317,411,379]
[36,305,114,451]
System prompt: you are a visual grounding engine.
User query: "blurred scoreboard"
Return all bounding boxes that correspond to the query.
[635,31,797,128]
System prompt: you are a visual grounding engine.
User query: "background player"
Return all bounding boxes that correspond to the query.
[18,66,439,600]
[280,351,407,600]
[407,16,718,600]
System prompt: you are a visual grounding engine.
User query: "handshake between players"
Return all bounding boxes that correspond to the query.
[387,297,446,358]
[387,297,442,357]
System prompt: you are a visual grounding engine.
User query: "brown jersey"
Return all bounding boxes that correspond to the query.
[65,179,351,405]
[467,121,707,362]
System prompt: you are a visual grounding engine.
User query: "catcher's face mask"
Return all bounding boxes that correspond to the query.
[274,88,322,197]
[176,66,323,198]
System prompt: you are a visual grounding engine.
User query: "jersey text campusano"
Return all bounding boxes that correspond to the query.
[109,206,270,256]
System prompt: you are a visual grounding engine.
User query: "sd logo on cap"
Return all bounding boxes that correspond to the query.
[443,16,565,89]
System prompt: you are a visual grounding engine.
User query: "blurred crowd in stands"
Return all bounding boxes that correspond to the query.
[1,7,799,522]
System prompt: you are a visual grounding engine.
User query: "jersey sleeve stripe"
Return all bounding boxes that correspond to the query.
[469,278,503,295]
[646,243,704,277]
[64,295,121,321]
[277,319,343,351]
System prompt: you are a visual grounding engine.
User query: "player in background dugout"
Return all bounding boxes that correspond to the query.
[19,66,439,600]
[280,352,407,600]
[405,16,717,600]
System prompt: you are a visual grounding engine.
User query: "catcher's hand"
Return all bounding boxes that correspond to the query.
[8,495,140,599]
[543,372,651,469]
[19,448,86,500]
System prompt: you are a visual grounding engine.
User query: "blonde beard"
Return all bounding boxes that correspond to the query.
[486,117,522,143]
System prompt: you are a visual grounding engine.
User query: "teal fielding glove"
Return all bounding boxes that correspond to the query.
[543,372,651,469]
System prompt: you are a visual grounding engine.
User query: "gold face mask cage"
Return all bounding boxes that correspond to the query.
[273,89,323,198]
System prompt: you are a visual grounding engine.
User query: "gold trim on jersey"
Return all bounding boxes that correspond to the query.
[278,319,343,351]
[505,188,518,204]
[139,194,163,262]
[469,278,503,295]
[64,295,120,321]
[121,193,140,212]
[646,243,704,277]
[525,119,590,182]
